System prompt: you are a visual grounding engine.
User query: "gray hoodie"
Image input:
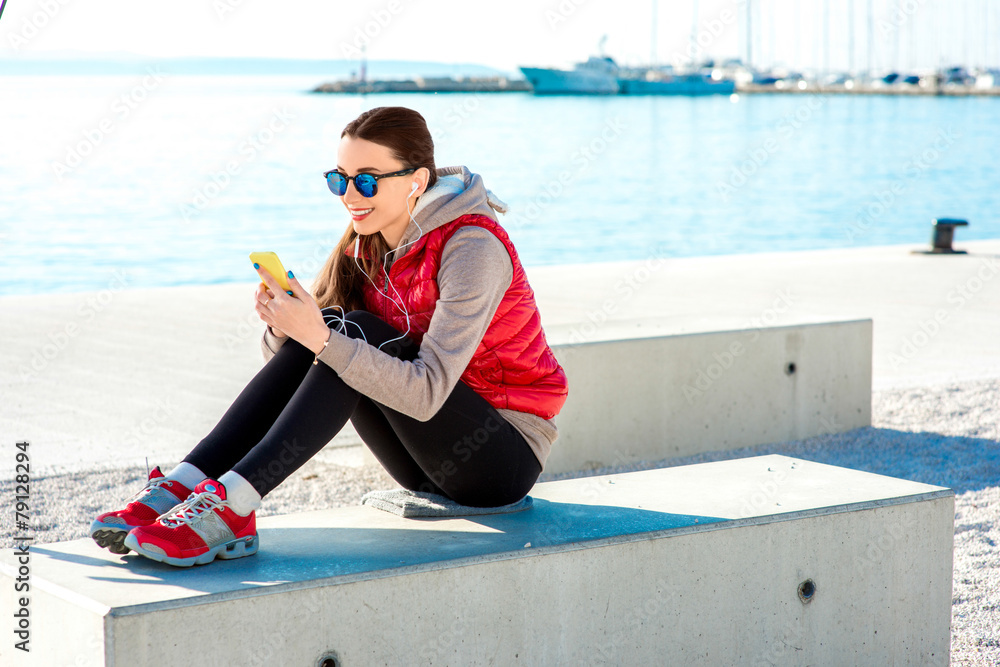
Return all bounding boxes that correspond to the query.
[262,166,558,469]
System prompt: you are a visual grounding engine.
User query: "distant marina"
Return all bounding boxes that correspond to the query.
[309,58,1000,97]
[312,75,531,94]
[4,69,997,297]
[312,0,1000,98]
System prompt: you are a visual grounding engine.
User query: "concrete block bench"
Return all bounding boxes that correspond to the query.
[544,318,872,473]
[0,454,951,666]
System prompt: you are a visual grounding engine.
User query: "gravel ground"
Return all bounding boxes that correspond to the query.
[3,377,997,664]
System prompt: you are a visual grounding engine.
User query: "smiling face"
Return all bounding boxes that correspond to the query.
[336,135,426,250]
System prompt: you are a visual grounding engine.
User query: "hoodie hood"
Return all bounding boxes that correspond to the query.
[392,166,507,259]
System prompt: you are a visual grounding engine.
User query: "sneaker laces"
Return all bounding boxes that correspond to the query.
[123,475,174,505]
[159,489,229,528]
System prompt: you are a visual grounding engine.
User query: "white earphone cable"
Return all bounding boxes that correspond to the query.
[326,183,423,351]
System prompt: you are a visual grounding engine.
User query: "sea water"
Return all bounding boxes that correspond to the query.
[1,73,997,297]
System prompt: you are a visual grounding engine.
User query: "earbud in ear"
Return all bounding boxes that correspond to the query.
[410,182,420,194]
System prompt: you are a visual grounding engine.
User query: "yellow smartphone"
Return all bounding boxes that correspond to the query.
[249,251,292,293]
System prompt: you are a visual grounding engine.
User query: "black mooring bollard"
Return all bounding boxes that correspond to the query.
[912,218,968,255]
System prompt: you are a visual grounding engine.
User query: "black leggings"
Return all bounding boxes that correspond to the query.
[183,310,541,507]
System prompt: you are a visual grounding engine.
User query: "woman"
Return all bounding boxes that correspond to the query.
[90,106,568,567]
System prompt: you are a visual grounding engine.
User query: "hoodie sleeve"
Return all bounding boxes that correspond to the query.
[261,325,289,361]
[312,226,513,421]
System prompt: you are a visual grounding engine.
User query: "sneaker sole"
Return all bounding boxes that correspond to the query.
[90,521,138,555]
[122,532,259,567]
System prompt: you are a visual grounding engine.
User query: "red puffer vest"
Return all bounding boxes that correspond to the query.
[361,214,568,419]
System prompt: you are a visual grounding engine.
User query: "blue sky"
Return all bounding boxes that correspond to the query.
[1,0,996,73]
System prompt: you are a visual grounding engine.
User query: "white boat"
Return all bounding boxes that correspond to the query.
[617,69,736,95]
[519,56,620,95]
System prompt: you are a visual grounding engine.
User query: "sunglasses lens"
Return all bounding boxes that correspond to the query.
[355,174,377,197]
[326,172,347,196]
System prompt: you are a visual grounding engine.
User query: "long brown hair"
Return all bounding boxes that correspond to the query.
[313,107,438,312]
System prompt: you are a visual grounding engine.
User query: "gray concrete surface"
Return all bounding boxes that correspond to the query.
[2,238,997,476]
[547,318,871,472]
[1,239,997,663]
[0,455,954,666]
[0,366,996,664]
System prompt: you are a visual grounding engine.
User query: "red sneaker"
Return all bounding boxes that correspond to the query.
[123,479,258,567]
[90,466,192,554]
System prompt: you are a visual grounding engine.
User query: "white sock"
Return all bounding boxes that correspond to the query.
[218,470,262,516]
[166,462,208,491]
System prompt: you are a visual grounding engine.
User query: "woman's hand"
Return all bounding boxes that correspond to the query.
[254,267,331,354]
[255,282,287,338]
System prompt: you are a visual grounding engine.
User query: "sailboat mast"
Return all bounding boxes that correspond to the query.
[651,0,658,65]
[988,0,993,71]
[848,0,855,75]
[794,1,802,72]
[690,0,699,68]
[866,0,874,76]
[894,0,902,72]
[824,0,831,75]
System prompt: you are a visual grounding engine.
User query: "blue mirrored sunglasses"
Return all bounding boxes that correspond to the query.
[323,168,416,198]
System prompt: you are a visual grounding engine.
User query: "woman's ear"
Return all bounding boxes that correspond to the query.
[413,167,431,197]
